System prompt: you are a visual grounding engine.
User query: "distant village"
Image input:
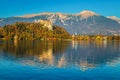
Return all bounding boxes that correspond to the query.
[71,33,120,41]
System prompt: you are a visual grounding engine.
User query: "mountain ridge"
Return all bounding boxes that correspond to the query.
[107,16,120,23]
[0,10,120,35]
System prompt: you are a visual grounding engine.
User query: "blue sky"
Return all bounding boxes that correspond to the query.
[0,0,120,18]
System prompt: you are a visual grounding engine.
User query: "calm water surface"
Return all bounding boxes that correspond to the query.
[0,40,120,80]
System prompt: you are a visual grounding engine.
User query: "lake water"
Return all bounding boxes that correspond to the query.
[0,40,120,80]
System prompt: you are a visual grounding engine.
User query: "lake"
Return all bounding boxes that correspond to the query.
[0,40,120,80]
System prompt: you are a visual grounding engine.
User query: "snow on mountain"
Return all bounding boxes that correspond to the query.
[56,12,67,19]
[18,12,53,18]
[76,10,99,19]
[107,16,120,23]
[0,10,120,35]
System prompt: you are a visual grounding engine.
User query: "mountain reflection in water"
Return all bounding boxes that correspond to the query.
[0,40,120,71]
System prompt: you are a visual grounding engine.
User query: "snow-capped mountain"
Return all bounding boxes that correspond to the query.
[76,10,99,19]
[0,10,120,35]
[107,16,120,24]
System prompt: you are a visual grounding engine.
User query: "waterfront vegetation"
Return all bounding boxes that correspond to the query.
[0,22,120,41]
[72,34,120,41]
[0,22,70,40]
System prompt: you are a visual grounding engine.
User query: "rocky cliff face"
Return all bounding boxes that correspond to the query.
[35,20,53,30]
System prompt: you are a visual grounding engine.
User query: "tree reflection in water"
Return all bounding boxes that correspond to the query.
[0,40,120,71]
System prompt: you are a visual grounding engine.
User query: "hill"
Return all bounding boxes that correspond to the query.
[0,22,70,40]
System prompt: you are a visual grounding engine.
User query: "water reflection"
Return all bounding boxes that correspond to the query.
[0,40,120,71]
